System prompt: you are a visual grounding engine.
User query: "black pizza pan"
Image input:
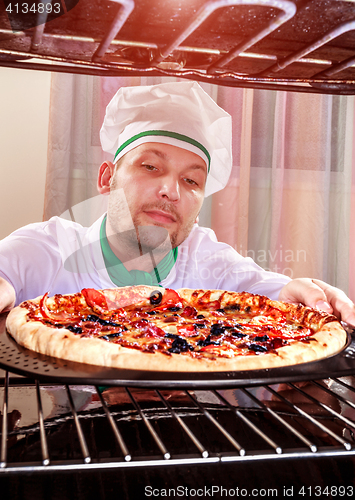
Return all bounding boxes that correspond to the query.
[1,313,355,389]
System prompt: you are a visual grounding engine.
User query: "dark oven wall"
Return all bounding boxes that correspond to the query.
[0,0,355,94]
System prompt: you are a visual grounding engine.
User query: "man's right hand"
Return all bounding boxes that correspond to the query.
[0,277,16,313]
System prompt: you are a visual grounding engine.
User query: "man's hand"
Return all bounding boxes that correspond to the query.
[0,277,16,313]
[279,278,355,326]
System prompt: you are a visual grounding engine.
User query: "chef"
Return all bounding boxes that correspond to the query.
[0,81,354,325]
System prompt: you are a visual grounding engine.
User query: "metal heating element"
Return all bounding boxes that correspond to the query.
[1,372,355,473]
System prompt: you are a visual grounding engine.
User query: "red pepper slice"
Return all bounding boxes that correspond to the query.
[82,288,107,310]
[152,288,184,310]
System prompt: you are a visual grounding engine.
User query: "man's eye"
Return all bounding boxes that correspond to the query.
[184,178,198,186]
[143,164,157,171]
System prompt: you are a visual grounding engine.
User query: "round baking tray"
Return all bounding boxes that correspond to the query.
[1,313,355,388]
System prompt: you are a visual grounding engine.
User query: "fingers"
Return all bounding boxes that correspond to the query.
[312,279,355,326]
[279,278,355,326]
[300,279,333,313]
[279,278,333,312]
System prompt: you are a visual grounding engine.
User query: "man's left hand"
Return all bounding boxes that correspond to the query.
[279,278,355,326]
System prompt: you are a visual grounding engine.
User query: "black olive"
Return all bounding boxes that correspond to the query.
[101,332,122,340]
[216,308,225,313]
[230,330,246,338]
[249,344,268,353]
[197,314,205,319]
[197,335,220,347]
[210,324,226,336]
[254,335,269,342]
[168,337,193,353]
[164,333,179,339]
[230,304,240,311]
[244,306,251,313]
[150,290,163,305]
[104,319,125,327]
[66,325,82,334]
[168,306,181,312]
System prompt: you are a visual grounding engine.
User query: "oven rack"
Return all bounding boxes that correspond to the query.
[1,373,355,474]
[0,0,355,94]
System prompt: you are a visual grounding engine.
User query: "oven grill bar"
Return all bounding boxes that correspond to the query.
[156,389,209,458]
[1,373,355,473]
[259,19,355,76]
[263,384,352,450]
[238,387,317,452]
[92,0,135,62]
[65,385,91,463]
[0,0,354,93]
[95,387,131,461]
[186,390,246,455]
[125,387,171,460]
[289,381,355,432]
[153,0,296,66]
[35,381,49,466]
[214,389,282,453]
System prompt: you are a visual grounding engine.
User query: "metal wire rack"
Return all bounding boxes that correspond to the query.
[0,0,355,93]
[1,372,355,474]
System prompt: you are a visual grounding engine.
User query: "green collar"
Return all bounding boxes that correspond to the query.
[100,216,177,287]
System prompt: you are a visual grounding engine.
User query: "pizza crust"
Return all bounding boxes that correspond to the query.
[6,287,347,372]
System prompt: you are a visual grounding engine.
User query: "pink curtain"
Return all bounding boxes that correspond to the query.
[212,88,355,301]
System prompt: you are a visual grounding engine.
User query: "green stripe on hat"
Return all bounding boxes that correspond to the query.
[113,130,211,172]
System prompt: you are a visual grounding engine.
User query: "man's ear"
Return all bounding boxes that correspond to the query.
[97,161,115,195]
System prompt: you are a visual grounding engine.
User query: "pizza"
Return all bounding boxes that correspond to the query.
[5,286,347,372]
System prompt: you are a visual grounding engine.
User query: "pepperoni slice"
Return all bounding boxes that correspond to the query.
[39,293,82,324]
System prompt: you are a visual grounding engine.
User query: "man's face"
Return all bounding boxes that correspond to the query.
[107,142,207,250]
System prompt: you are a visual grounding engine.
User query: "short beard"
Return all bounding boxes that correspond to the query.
[107,186,198,259]
[135,225,171,256]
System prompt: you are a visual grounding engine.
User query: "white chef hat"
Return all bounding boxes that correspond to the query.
[100,81,232,197]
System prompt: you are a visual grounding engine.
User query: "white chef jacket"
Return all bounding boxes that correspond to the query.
[0,215,290,306]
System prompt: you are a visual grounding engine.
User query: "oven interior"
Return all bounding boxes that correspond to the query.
[0,0,355,94]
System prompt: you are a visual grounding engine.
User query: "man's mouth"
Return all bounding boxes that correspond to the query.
[143,210,177,224]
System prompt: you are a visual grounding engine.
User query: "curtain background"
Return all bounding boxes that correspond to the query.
[44,73,355,301]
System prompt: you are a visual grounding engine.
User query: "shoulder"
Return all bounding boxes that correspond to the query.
[3,217,84,238]
[1,216,103,254]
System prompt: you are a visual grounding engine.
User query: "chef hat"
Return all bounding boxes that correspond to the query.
[100,81,232,197]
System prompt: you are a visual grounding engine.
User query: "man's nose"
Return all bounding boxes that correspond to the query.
[158,176,180,202]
